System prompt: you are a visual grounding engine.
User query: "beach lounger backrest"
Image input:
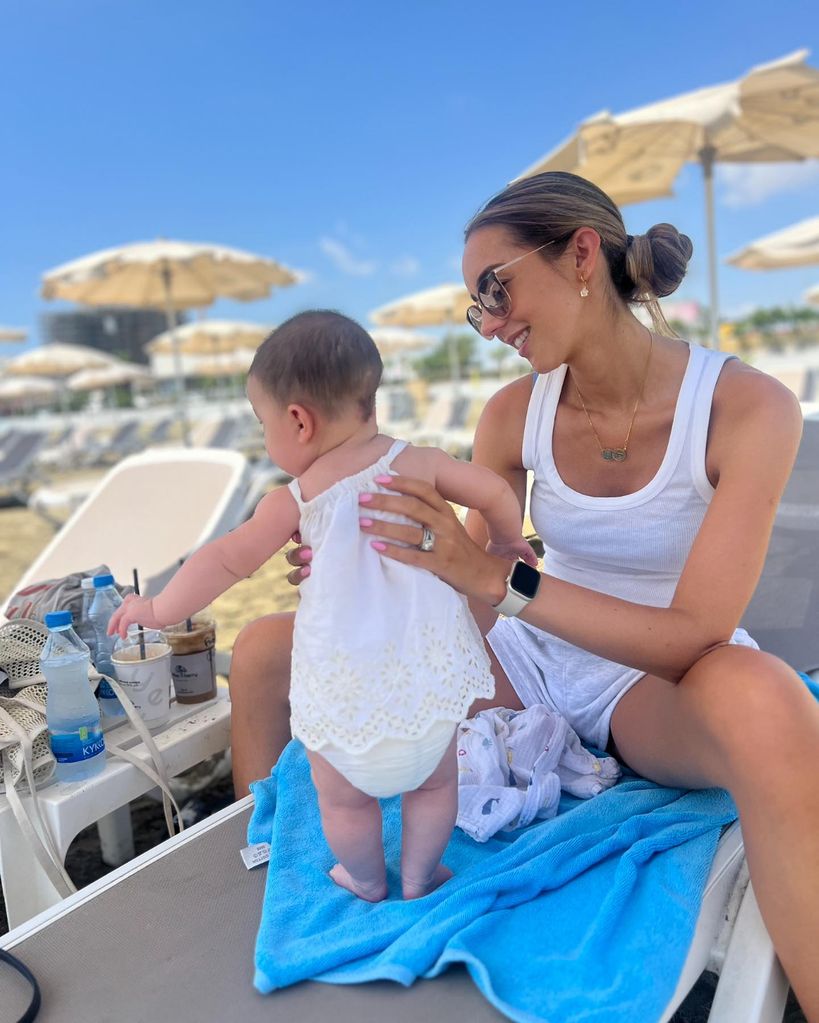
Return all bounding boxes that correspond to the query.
[741,416,819,672]
[1,447,250,612]
[0,431,45,481]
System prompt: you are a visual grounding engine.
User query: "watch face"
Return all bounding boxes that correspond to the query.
[510,560,540,599]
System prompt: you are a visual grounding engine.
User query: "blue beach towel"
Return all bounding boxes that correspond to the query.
[249,673,818,1022]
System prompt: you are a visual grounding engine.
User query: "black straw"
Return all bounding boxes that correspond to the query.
[132,568,147,659]
[178,558,193,632]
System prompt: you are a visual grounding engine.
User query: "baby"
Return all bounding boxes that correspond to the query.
[110,310,535,901]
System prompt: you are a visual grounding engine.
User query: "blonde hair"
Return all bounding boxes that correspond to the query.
[466,172,693,336]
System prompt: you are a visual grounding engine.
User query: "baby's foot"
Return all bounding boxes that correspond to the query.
[329,864,387,903]
[402,864,453,900]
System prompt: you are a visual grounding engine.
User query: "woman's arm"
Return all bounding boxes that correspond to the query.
[361,369,803,683]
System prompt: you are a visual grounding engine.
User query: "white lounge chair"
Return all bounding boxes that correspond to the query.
[3,446,252,609]
[0,447,254,927]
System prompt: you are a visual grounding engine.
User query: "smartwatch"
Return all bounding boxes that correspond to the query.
[492,560,541,618]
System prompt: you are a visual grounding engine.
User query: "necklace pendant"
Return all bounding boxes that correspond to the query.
[602,448,627,462]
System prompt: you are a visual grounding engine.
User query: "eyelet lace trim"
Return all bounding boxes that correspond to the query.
[291,607,494,753]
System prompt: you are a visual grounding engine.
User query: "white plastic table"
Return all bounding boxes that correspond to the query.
[0,688,231,929]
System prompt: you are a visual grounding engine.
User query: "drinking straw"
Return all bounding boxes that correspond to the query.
[132,568,147,660]
[178,558,193,632]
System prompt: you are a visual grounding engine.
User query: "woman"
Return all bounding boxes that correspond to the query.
[228,172,817,1017]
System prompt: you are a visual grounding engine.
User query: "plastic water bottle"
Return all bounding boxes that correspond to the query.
[75,577,98,663]
[88,573,126,718]
[42,610,106,782]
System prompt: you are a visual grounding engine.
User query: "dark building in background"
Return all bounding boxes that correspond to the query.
[39,307,188,364]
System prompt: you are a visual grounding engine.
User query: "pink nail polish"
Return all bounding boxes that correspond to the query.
[300,548,313,561]
[359,493,373,504]
[375,474,393,484]
[371,541,387,551]
[359,517,373,527]
[301,566,311,578]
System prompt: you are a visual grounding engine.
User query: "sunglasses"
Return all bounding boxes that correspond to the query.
[465,242,552,334]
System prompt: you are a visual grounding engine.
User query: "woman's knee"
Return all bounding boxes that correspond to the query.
[681,646,810,761]
[229,612,294,698]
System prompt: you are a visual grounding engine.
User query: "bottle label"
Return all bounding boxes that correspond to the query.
[97,678,117,700]
[51,727,106,764]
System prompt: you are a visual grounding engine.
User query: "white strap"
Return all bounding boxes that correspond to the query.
[93,673,185,838]
[0,707,76,898]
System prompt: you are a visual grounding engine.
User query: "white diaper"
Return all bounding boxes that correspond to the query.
[317,718,456,798]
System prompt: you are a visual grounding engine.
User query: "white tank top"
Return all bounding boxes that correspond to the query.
[525,342,734,607]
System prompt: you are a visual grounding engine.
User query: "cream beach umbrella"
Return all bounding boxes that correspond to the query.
[727,215,819,270]
[144,319,272,357]
[42,240,300,442]
[67,362,154,393]
[371,284,472,385]
[368,327,434,355]
[515,50,819,347]
[0,376,58,411]
[0,327,27,343]
[806,283,819,307]
[4,342,115,378]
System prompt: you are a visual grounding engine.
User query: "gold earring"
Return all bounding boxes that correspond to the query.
[579,276,589,298]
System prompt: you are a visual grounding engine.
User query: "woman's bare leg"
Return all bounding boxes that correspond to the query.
[228,612,295,796]
[609,646,819,1021]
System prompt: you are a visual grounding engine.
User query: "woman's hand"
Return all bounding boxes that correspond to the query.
[359,474,512,606]
[284,531,313,586]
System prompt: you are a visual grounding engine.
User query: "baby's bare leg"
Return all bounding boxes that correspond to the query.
[307,749,387,903]
[400,735,457,900]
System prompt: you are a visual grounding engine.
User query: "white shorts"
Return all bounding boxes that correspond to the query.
[487,617,759,752]
[316,718,456,798]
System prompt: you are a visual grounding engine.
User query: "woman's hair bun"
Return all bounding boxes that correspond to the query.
[625,223,693,300]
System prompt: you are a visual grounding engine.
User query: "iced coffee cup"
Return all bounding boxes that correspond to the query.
[111,629,172,730]
[162,615,217,704]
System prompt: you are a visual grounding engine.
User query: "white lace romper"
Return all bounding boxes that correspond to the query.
[288,439,495,798]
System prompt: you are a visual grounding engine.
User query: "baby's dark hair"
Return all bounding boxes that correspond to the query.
[249,310,383,420]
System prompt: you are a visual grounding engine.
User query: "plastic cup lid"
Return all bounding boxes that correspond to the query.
[45,610,73,628]
[93,574,115,588]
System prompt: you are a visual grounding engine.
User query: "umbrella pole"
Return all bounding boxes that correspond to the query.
[700,146,720,350]
[161,265,191,446]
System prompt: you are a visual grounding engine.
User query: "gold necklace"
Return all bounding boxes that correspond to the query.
[571,331,653,462]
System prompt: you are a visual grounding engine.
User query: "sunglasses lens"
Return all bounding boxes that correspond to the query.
[478,272,510,317]
[466,305,482,332]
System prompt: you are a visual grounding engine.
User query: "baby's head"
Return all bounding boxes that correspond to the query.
[247,310,383,475]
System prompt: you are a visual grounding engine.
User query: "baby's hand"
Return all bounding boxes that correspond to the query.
[107,594,163,639]
[486,537,539,567]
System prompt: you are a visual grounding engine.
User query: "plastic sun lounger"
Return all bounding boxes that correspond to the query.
[0,431,47,501]
[2,422,816,1022]
[2,445,252,610]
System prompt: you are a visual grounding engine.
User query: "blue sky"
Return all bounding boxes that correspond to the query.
[1,0,818,353]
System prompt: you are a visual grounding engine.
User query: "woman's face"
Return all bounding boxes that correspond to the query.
[462,225,580,373]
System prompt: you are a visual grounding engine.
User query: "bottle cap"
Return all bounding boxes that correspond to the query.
[93,574,115,588]
[45,610,73,628]
[81,577,96,590]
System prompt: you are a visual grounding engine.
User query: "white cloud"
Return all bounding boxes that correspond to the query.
[719,161,819,207]
[318,237,377,276]
[390,256,420,277]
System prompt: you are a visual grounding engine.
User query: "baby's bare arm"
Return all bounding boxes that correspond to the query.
[425,449,536,565]
[128,487,300,630]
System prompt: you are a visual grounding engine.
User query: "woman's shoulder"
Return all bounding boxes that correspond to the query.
[710,356,803,460]
[481,373,537,420]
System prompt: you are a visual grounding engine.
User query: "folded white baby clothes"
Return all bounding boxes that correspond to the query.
[456,706,620,842]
